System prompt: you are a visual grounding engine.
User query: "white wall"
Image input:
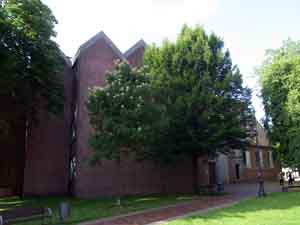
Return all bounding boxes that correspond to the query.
[216,153,229,184]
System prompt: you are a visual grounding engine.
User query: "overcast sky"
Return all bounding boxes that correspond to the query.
[42,0,300,120]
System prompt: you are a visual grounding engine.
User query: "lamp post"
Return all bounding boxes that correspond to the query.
[255,122,266,197]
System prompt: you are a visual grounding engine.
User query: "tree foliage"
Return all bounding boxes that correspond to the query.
[0,0,64,128]
[87,62,165,164]
[144,25,253,160]
[88,25,253,167]
[259,39,300,166]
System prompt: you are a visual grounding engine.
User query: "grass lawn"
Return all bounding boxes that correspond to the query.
[167,192,300,225]
[0,194,195,225]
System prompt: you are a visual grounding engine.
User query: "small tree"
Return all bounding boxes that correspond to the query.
[87,62,164,204]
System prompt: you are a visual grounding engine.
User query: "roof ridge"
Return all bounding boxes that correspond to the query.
[72,31,126,65]
[124,39,147,58]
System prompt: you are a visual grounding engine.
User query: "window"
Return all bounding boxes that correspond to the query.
[268,151,274,168]
[242,151,247,165]
[245,151,252,168]
[242,151,252,168]
[255,150,264,168]
[74,105,78,119]
[259,151,264,168]
[70,156,77,180]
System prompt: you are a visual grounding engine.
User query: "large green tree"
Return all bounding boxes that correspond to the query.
[0,0,64,195]
[88,25,253,195]
[259,39,300,167]
[144,25,253,163]
[0,0,64,128]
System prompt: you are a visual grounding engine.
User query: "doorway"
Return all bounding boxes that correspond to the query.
[235,164,240,180]
[208,162,217,185]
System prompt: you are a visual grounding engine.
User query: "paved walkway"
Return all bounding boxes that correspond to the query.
[79,182,281,225]
[226,181,281,200]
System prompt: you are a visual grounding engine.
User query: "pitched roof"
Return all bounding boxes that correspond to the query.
[72,31,126,65]
[124,39,147,58]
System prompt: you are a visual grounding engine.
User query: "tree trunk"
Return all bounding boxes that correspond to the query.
[160,164,167,194]
[116,156,122,207]
[193,155,199,195]
[16,118,27,198]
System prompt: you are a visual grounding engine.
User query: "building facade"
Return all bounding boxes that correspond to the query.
[66,31,195,198]
[1,31,279,198]
[215,122,279,185]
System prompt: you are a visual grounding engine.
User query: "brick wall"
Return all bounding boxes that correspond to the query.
[197,156,210,186]
[126,44,145,68]
[23,65,74,196]
[73,36,195,197]
[239,146,280,181]
[0,119,24,194]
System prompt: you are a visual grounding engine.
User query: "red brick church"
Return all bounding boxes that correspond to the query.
[0,32,280,198]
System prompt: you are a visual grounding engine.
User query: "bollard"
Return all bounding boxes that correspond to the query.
[59,202,70,222]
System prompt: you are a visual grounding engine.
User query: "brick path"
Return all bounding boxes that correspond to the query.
[79,182,281,225]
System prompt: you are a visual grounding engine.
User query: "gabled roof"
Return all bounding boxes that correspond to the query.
[73,31,126,65]
[124,39,147,58]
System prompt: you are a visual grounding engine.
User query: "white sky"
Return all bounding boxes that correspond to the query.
[42,0,300,120]
[44,0,217,55]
